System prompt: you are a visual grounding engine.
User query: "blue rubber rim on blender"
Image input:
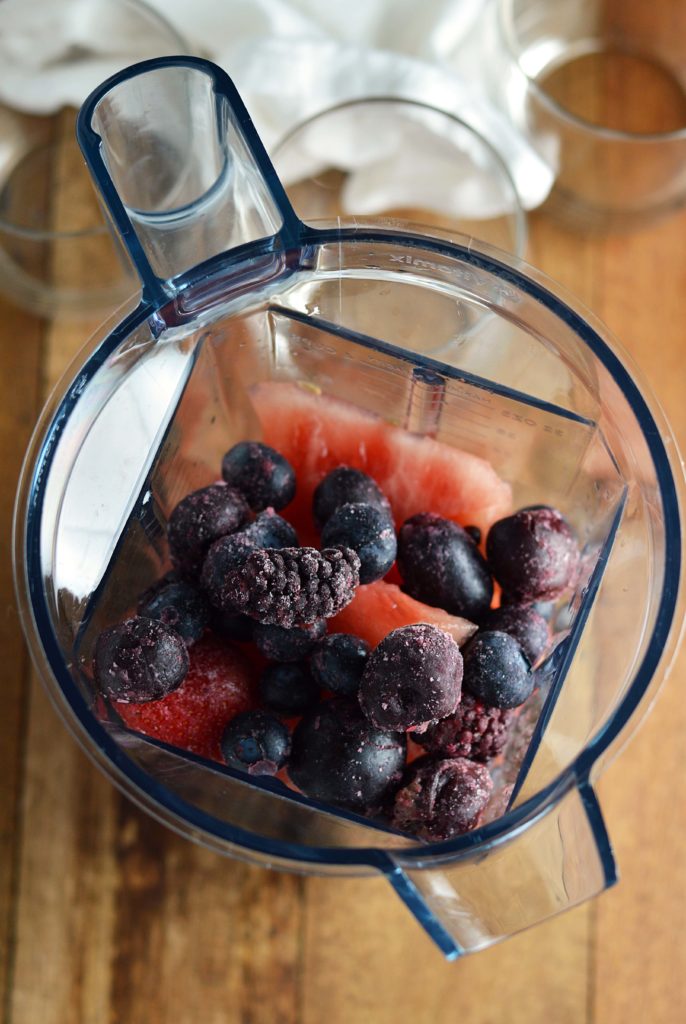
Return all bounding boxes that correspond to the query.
[20,58,683,958]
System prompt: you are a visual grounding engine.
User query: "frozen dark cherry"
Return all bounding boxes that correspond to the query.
[225,546,360,627]
[221,710,290,775]
[168,482,250,578]
[486,506,580,602]
[221,441,296,512]
[259,663,321,715]
[480,604,549,665]
[253,620,326,663]
[201,510,298,609]
[397,513,493,621]
[463,630,533,709]
[310,633,370,697]
[138,580,208,647]
[289,698,406,812]
[321,502,397,584]
[415,692,515,762]
[312,466,392,531]
[391,756,493,840]
[94,616,189,703]
[359,623,463,732]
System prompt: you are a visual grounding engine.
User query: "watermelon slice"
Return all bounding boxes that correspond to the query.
[330,580,478,650]
[250,381,511,539]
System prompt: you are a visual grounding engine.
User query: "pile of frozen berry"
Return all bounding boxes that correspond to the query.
[93,440,580,842]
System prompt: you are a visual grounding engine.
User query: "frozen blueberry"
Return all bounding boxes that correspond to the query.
[289,698,406,811]
[486,506,580,602]
[138,580,208,646]
[391,755,493,840]
[94,615,189,703]
[480,604,549,665]
[253,619,326,662]
[321,502,397,584]
[259,663,321,715]
[397,513,493,621]
[312,466,392,531]
[463,630,533,709]
[464,525,482,546]
[310,633,370,697]
[168,482,250,578]
[221,710,290,775]
[201,510,298,609]
[209,608,254,643]
[221,441,296,512]
[359,624,463,732]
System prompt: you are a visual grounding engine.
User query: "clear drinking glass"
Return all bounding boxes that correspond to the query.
[13,57,685,960]
[271,98,527,256]
[498,0,686,229]
[0,0,187,317]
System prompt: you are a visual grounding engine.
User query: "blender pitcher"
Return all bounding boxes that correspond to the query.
[13,56,685,959]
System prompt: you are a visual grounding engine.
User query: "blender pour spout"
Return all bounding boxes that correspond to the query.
[77,57,301,307]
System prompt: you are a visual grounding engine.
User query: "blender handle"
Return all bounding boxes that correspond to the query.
[380,778,616,959]
[76,57,303,309]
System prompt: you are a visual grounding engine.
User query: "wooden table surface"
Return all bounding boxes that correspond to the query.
[2,113,686,1024]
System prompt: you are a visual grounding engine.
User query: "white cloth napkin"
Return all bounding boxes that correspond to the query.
[0,0,553,215]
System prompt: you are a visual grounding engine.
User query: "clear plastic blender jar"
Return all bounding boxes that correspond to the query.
[13,57,685,959]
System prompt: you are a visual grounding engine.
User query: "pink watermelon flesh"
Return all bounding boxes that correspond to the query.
[331,580,478,650]
[250,381,511,540]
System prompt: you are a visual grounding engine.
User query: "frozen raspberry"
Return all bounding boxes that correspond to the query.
[415,692,514,761]
[391,756,493,840]
[312,466,391,531]
[289,698,406,812]
[397,513,493,620]
[225,546,360,627]
[168,482,250,578]
[94,616,189,703]
[359,623,462,732]
[486,505,580,602]
[114,634,257,760]
[221,441,296,512]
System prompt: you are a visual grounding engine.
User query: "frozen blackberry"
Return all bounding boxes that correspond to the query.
[168,483,250,578]
[94,616,189,703]
[463,630,532,709]
[220,710,290,775]
[253,619,326,662]
[480,604,549,664]
[397,513,493,621]
[289,698,406,811]
[138,580,209,646]
[486,506,580,602]
[200,510,298,609]
[415,692,515,762]
[225,546,360,627]
[221,441,296,512]
[391,756,493,840]
[321,502,397,584]
[310,633,370,697]
[259,663,321,715]
[312,466,391,531]
[359,624,463,732]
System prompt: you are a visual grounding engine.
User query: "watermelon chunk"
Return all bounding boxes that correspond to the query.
[330,580,477,650]
[250,381,511,539]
